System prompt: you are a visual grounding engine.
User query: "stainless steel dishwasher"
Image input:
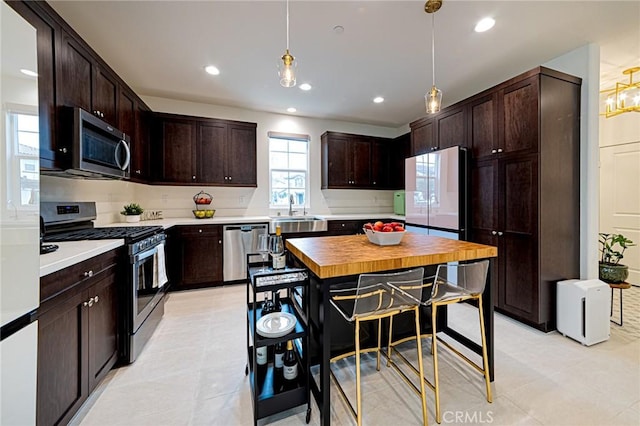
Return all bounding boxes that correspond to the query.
[223,224,268,282]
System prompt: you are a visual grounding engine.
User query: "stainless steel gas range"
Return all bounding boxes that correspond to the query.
[41,201,167,363]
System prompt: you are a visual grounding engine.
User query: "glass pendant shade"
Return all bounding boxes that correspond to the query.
[425,85,442,113]
[279,50,297,88]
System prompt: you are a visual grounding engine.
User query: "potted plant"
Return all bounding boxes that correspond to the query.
[599,233,636,283]
[121,203,144,223]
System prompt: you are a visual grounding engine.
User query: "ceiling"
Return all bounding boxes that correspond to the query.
[48,0,640,128]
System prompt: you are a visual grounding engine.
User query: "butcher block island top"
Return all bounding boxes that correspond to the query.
[286,233,498,279]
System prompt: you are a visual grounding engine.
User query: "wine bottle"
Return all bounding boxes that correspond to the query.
[262,292,275,316]
[273,290,281,312]
[271,226,285,269]
[256,345,268,379]
[282,340,298,389]
[273,341,285,392]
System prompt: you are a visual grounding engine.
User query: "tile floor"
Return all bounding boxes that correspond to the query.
[70,284,640,426]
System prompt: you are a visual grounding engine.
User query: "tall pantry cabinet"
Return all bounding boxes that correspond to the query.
[468,67,581,331]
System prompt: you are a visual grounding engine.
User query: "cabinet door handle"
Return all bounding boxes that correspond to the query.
[497,148,503,153]
[218,240,222,244]
[59,147,68,154]
[87,297,94,307]
[192,175,196,180]
[135,170,141,174]
[199,229,203,233]
[491,231,497,235]
[228,176,232,181]
[491,149,497,154]
[84,270,94,278]
[498,231,503,236]
[83,301,89,307]
[94,295,99,304]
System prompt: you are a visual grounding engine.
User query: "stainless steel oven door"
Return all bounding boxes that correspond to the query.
[131,242,166,332]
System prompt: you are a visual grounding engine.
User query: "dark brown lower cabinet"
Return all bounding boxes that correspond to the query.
[169,225,223,289]
[37,250,119,426]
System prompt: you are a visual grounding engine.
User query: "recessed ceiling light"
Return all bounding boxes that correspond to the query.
[474,17,495,33]
[287,107,297,113]
[20,68,38,77]
[299,83,312,91]
[373,97,384,104]
[204,65,220,75]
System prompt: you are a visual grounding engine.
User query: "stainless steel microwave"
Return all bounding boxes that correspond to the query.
[54,108,131,179]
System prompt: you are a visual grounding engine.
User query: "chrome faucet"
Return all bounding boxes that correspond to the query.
[288,194,297,216]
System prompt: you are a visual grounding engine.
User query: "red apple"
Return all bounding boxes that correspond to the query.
[364,223,373,230]
[382,225,394,232]
[374,221,384,229]
[394,225,405,232]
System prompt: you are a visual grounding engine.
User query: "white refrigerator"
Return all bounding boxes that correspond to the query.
[0,2,39,424]
[404,146,468,240]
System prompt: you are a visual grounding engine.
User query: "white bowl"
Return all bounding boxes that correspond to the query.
[363,228,405,246]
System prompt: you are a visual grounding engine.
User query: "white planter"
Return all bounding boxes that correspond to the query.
[124,214,141,223]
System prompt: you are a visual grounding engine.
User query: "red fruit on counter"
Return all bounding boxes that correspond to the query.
[374,221,384,228]
[382,225,394,232]
[364,223,373,230]
[394,225,405,232]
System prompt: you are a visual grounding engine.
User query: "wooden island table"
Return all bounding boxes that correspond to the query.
[286,233,498,426]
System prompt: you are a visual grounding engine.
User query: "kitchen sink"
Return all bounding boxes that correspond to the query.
[269,216,328,233]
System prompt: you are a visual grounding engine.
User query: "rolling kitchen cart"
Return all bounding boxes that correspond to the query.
[245,255,311,425]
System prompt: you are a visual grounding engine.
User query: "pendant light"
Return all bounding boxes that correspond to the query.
[278,0,297,88]
[425,0,443,113]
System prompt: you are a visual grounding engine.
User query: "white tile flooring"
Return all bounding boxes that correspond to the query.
[70,284,640,426]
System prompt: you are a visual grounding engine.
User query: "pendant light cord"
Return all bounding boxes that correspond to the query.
[286,0,290,50]
[431,13,436,87]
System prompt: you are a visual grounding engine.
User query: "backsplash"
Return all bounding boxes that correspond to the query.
[40,176,395,224]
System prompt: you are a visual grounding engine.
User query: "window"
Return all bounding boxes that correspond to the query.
[6,110,39,207]
[269,132,309,209]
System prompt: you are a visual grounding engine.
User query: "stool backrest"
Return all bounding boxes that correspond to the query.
[431,260,489,300]
[352,268,425,318]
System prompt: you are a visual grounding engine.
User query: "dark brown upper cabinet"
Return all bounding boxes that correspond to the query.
[8,1,59,169]
[321,131,403,190]
[56,29,119,126]
[410,117,435,155]
[321,132,372,189]
[154,113,257,186]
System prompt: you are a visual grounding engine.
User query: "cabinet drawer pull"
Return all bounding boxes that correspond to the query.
[192,175,196,180]
[87,297,94,307]
[228,176,232,181]
[199,229,203,233]
[59,147,68,154]
[84,270,94,278]
[83,301,89,307]
[491,149,497,154]
[497,148,503,153]
[136,170,141,174]
[498,231,503,236]
[491,231,497,235]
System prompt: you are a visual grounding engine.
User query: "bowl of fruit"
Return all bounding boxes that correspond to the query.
[192,209,216,219]
[193,190,213,205]
[363,221,406,246]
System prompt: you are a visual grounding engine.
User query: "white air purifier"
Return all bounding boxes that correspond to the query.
[557,279,610,346]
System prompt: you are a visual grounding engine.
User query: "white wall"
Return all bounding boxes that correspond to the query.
[544,43,600,280]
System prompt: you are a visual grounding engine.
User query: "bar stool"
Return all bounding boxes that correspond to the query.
[329,268,429,426]
[388,260,492,424]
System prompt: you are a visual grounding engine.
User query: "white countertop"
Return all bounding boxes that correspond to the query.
[40,214,406,277]
[40,239,124,277]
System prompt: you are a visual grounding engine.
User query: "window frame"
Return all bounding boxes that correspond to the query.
[268,131,310,211]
